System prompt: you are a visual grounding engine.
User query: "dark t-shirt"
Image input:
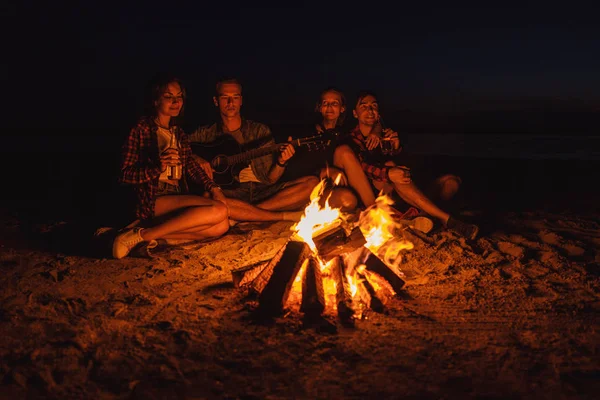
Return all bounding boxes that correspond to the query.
[281,124,345,182]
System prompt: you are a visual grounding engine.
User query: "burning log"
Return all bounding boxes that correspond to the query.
[330,256,355,322]
[250,241,290,295]
[356,269,385,313]
[363,250,405,294]
[256,240,312,316]
[231,260,269,288]
[313,225,366,262]
[362,269,395,306]
[300,257,325,316]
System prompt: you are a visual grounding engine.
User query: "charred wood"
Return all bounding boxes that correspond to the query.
[314,226,366,262]
[231,260,269,288]
[250,240,289,295]
[364,250,405,294]
[330,256,355,323]
[257,240,312,316]
[356,271,384,313]
[300,257,325,316]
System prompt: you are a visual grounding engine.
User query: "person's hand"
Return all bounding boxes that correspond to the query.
[191,154,213,179]
[159,148,181,172]
[388,166,411,185]
[315,124,324,134]
[211,187,229,214]
[383,128,400,150]
[277,136,296,165]
[365,133,380,150]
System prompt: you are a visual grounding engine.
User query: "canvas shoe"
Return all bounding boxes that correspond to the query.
[446,216,479,240]
[112,227,145,259]
[397,216,434,234]
[410,216,434,234]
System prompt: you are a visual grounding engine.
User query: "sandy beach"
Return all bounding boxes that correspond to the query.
[0,150,599,399]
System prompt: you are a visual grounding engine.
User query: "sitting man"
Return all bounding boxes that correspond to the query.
[348,90,479,240]
[188,78,319,219]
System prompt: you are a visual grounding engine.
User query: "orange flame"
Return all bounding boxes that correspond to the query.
[291,180,341,252]
[358,193,414,257]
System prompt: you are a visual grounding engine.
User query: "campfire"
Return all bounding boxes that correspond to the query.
[231,179,414,324]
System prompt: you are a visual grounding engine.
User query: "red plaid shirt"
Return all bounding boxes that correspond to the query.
[349,125,402,182]
[120,117,218,220]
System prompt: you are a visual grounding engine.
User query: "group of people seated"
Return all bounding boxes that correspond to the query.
[112,75,479,259]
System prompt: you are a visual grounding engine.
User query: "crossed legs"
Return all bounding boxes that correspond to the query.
[257,175,320,211]
[143,195,230,241]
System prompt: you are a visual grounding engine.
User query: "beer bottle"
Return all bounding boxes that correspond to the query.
[166,130,182,180]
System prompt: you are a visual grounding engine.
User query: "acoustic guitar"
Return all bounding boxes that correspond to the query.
[190,129,340,187]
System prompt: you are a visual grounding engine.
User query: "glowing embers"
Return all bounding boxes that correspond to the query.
[232,180,414,324]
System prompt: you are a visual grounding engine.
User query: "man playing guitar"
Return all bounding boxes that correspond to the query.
[188,78,319,215]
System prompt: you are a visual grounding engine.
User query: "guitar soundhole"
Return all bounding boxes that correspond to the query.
[212,155,229,174]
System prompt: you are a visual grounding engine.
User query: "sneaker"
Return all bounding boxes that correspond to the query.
[112,227,145,259]
[397,216,434,234]
[446,216,479,240]
[411,216,434,234]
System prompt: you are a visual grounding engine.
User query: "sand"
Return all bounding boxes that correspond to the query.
[0,152,599,399]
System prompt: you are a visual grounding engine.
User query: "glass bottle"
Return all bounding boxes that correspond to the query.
[166,130,182,180]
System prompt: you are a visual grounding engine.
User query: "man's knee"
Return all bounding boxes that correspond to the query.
[432,174,461,201]
[327,187,358,212]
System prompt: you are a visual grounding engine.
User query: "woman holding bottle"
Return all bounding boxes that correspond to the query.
[113,75,230,259]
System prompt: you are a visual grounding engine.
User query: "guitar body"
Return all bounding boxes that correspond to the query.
[190,135,247,187]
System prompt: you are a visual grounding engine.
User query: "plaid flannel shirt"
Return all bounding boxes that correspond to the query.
[188,119,276,184]
[349,125,402,183]
[119,116,218,220]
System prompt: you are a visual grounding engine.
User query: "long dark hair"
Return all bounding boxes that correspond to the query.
[144,73,187,127]
[314,86,347,128]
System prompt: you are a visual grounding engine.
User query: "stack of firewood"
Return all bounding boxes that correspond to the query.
[232,224,407,324]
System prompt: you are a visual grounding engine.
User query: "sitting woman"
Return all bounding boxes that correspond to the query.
[113,75,230,259]
[283,87,379,212]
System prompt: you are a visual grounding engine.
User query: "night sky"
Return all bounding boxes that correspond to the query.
[4,2,600,150]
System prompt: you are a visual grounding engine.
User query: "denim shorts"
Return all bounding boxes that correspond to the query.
[156,181,181,197]
[222,181,289,204]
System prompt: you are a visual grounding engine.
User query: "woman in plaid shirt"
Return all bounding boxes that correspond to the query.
[113,76,230,259]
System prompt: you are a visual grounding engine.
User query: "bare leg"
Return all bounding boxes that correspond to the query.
[257,175,319,211]
[225,197,300,221]
[140,195,229,241]
[391,182,450,224]
[333,144,376,207]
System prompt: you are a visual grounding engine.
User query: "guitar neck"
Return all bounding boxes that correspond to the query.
[226,143,280,166]
[225,135,333,166]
